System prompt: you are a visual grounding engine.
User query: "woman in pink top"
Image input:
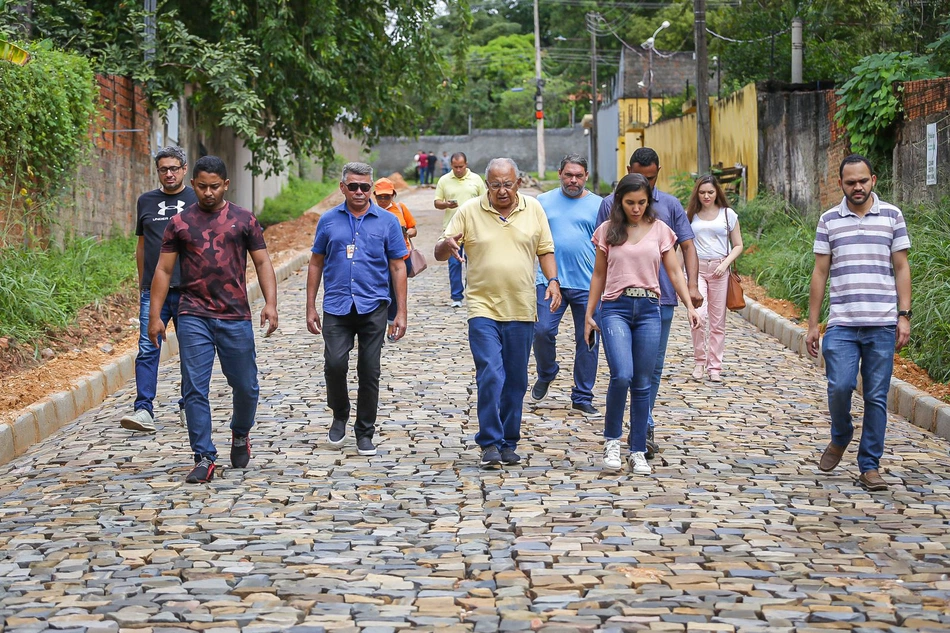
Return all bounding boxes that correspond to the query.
[585,174,700,475]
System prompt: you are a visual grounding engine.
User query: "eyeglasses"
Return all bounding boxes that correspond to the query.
[157,166,183,175]
[487,181,516,191]
[345,182,372,192]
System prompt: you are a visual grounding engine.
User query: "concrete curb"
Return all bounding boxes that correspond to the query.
[0,249,312,467]
[738,296,950,442]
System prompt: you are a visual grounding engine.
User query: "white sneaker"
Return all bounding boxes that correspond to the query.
[120,409,156,433]
[178,407,187,427]
[451,300,463,308]
[629,451,652,475]
[603,439,622,470]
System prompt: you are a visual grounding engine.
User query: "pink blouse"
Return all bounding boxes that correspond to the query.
[592,219,677,301]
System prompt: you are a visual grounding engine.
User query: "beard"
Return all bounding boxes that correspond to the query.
[845,187,873,207]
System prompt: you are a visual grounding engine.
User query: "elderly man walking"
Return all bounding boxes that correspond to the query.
[806,154,911,492]
[435,158,561,469]
[531,153,603,416]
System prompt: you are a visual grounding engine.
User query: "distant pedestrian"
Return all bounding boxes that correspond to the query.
[120,146,196,434]
[149,155,278,484]
[807,154,911,492]
[306,162,408,458]
[435,158,560,469]
[426,150,437,185]
[585,174,700,474]
[596,147,702,459]
[685,175,743,382]
[440,151,451,176]
[373,177,417,324]
[530,153,603,416]
[417,151,428,185]
[434,152,487,307]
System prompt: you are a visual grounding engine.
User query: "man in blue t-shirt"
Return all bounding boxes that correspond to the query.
[596,147,702,459]
[531,154,603,416]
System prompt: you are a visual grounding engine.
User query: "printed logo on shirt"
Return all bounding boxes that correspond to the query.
[158,200,186,217]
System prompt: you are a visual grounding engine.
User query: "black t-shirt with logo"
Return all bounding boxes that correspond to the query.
[135,186,198,289]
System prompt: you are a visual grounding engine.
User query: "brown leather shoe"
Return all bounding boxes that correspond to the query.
[858,469,888,491]
[818,442,847,472]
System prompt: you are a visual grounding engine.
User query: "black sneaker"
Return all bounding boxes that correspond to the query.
[500,447,521,465]
[530,379,551,402]
[646,426,659,460]
[186,457,216,484]
[230,433,251,468]
[328,418,347,446]
[480,445,502,469]
[571,402,600,416]
[357,436,377,456]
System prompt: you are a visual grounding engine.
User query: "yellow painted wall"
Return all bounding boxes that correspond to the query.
[617,83,759,199]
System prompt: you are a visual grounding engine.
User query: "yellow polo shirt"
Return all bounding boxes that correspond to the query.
[442,193,555,322]
[435,169,487,229]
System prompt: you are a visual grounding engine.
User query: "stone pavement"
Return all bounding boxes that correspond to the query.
[2,186,950,633]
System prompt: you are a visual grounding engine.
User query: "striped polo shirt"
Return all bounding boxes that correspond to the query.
[813,193,911,327]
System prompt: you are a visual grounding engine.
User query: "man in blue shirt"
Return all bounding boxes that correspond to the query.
[531,154,603,416]
[306,162,408,458]
[596,147,702,459]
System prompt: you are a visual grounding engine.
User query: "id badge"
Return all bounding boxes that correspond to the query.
[346,244,356,259]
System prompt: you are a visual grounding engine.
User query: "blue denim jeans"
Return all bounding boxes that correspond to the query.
[600,296,662,451]
[449,246,465,301]
[533,285,598,405]
[178,316,259,462]
[469,318,534,450]
[648,304,676,428]
[821,325,895,473]
[134,289,182,415]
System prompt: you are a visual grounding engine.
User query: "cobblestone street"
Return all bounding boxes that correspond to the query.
[2,187,950,633]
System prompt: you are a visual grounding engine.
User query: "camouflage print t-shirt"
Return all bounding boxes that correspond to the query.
[161,202,267,320]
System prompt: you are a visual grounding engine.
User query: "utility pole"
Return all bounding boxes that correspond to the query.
[694,0,711,175]
[589,13,599,192]
[791,17,803,83]
[533,0,546,179]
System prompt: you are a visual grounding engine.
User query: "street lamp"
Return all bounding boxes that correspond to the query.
[641,20,670,125]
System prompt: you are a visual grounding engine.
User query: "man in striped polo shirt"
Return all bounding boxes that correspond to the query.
[805,154,912,492]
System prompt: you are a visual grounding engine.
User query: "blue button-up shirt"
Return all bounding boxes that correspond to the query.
[312,201,408,316]
[596,187,695,306]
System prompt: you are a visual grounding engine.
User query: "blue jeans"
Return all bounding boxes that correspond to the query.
[178,316,259,462]
[648,304,676,428]
[387,256,412,322]
[600,296,662,451]
[134,289,182,415]
[822,325,895,473]
[469,318,534,450]
[533,285,598,405]
[449,246,465,301]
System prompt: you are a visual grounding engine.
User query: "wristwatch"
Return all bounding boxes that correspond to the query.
[547,277,560,286]
[898,309,912,319]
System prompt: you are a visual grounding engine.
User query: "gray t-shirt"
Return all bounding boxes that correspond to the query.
[135,186,198,289]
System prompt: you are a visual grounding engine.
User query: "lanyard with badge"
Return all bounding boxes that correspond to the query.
[346,211,366,259]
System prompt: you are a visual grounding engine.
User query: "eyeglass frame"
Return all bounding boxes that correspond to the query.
[487,180,517,191]
[157,165,184,175]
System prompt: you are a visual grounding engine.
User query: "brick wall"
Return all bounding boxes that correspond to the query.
[622,49,715,99]
[893,77,950,206]
[57,75,154,242]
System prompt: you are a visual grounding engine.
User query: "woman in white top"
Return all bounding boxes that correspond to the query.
[685,175,743,382]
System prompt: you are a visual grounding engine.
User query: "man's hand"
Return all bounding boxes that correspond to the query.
[439,233,464,262]
[389,313,408,342]
[306,306,322,335]
[805,325,821,358]
[545,281,562,312]
[148,319,166,348]
[896,317,910,351]
[689,284,704,308]
[260,303,278,337]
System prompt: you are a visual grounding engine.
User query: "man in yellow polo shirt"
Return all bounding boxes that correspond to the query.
[434,152,487,307]
[435,158,562,469]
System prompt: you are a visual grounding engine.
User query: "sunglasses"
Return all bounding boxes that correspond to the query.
[345,182,372,192]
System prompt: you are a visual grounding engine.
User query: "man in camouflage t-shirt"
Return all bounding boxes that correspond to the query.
[149,155,278,484]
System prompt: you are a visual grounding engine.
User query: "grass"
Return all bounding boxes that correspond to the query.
[737,193,950,383]
[257,176,337,228]
[0,235,137,344]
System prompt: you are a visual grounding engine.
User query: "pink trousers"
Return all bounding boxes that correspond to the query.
[691,258,729,371]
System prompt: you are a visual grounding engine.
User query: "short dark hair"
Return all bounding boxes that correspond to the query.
[450,152,467,163]
[155,146,186,167]
[193,155,228,180]
[629,147,660,168]
[559,153,588,172]
[839,154,874,178]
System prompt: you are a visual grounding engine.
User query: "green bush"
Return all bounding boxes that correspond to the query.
[0,235,136,344]
[257,176,337,228]
[737,194,950,383]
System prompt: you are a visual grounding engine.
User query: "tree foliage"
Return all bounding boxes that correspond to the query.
[0,0,442,175]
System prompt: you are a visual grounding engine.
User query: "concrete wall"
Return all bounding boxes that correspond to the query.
[596,101,620,188]
[893,78,950,207]
[371,126,589,180]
